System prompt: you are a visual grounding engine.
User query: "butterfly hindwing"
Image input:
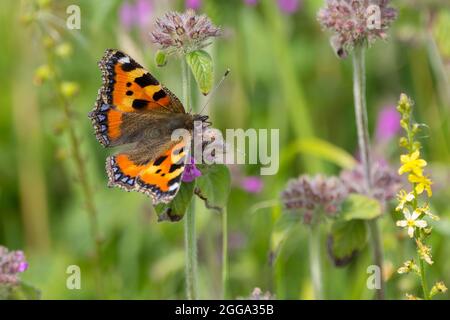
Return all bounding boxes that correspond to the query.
[106,140,187,204]
[89,49,185,147]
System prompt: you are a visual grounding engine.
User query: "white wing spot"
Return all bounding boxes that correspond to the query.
[119,56,131,64]
[168,183,179,191]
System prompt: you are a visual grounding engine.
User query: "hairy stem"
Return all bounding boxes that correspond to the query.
[352,45,385,300]
[182,58,198,300]
[222,206,228,299]
[309,224,323,300]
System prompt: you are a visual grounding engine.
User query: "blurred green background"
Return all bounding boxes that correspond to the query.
[0,0,449,299]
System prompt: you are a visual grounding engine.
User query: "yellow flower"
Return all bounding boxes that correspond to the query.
[430,282,448,298]
[398,150,427,176]
[416,204,439,221]
[395,190,415,212]
[408,174,432,197]
[405,293,422,300]
[397,260,418,275]
[396,209,427,238]
[416,239,433,265]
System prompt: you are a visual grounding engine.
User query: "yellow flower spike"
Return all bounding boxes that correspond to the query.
[408,174,432,197]
[398,150,427,176]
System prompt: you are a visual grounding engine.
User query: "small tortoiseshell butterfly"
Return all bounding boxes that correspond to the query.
[89,49,208,204]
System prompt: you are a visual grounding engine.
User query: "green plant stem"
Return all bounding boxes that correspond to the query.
[352,45,385,300]
[309,224,323,300]
[44,47,103,296]
[418,254,430,300]
[182,58,198,300]
[222,206,228,299]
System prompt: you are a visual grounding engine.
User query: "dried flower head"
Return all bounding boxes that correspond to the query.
[281,175,347,224]
[150,9,221,55]
[0,246,28,286]
[317,0,398,58]
[340,161,401,208]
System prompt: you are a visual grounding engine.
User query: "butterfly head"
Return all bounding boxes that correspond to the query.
[193,114,210,123]
[190,114,211,129]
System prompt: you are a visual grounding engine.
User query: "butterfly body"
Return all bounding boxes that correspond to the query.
[89,49,208,204]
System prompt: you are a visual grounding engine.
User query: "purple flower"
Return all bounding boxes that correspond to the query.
[277,0,301,14]
[0,246,28,286]
[119,0,153,30]
[340,161,401,210]
[244,0,258,5]
[136,0,153,27]
[182,157,202,182]
[240,176,264,193]
[248,287,274,300]
[18,262,29,273]
[317,0,398,58]
[186,0,202,10]
[119,2,134,29]
[375,106,401,141]
[281,175,348,225]
[151,9,221,55]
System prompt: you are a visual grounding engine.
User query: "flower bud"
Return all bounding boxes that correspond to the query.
[55,42,73,58]
[155,50,167,67]
[34,64,53,85]
[60,82,79,98]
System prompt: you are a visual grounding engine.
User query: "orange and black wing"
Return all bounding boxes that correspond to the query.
[89,49,185,147]
[106,140,187,204]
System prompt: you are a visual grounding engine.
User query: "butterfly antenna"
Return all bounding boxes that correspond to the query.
[197,68,230,115]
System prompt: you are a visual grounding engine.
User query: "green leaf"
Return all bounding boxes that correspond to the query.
[281,138,356,169]
[329,220,367,261]
[339,194,382,221]
[154,50,167,67]
[155,181,195,222]
[186,50,213,95]
[269,212,299,264]
[195,164,231,212]
[1,282,42,300]
[16,282,41,300]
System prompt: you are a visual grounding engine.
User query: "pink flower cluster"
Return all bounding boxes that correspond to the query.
[151,9,221,54]
[281,175,348,224]
[0,246,28,286]
[317,0,397,58]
